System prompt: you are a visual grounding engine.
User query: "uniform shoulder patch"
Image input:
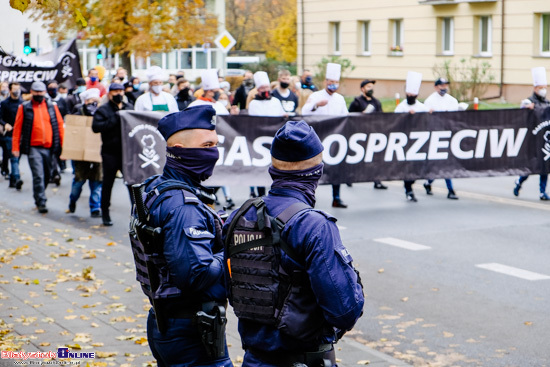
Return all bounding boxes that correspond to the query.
[184,227,215,239]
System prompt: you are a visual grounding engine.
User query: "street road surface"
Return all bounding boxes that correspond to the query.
[1,157,549,366]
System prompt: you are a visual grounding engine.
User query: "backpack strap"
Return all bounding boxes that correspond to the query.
[274,201,311,265]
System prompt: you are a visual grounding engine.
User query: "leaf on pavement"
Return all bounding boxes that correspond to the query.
[95,351,117,358]
[443,331,454,338]
[357,360,371,365]
[524,321,533,326]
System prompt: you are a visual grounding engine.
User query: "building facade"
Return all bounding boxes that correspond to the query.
[298,0,550,102]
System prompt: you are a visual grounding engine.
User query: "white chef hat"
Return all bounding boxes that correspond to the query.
[325,63,341,81]
[406,71,423,95]
[80,88,100,101]
[201,69,220,91]
[147,66,165,82]
[253,71,270,88]
[531,67,547,87]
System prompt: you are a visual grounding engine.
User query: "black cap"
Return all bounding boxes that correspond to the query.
[109,83,124,91]
[435,77,450,86]
[76,78,86,86]
[360,79,376,88]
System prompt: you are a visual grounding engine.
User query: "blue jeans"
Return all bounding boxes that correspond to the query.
[146,309,232,367]
[70,178,102,212]
[427,178,454,191]
[3,137,20,180]
[518,174,548,193]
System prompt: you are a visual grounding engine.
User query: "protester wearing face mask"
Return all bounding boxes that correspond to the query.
[422,78,460,200]
[232,70,255,110]
[302,63,349,208]
[68,88,103,218]
[175,79,195,111]
[394,72,429,203]
[248,71,286,117]
[58,84,69,99]
[188,69,230,115]
[92,83,134,226]
[134,66,179,113]
[513,67,550,201]
[86,68,107,97]
[0,82,24,189]
[348,79,388,190]
[0,82,9,101]
[66,78,87,114]
[271,69,298,116]
[46,80,69,117]
[12,81,65,214]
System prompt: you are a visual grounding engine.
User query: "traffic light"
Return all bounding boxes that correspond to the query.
[96,49,103,60]
[23,31,31,55]
[23,31,36,55]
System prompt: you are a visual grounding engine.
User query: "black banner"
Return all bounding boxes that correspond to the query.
[118,109,548,186]
[0,39,83,91]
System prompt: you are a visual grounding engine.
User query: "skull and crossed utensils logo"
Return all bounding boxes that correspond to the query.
[139,135,161,168]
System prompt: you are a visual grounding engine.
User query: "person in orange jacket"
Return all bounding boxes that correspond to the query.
[12,81,64,214]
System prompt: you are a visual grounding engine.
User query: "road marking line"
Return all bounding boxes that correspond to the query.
[476,263,550,281]
[374,237,431,251]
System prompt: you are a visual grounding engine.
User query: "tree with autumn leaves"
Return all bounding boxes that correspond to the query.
[10,0,218,73]
[9,0,298,69]
[226,0,297,63]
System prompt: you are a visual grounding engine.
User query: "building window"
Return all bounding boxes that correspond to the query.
[330,22,341,55]
[360,21,371,55]
[441,17,454,55]
[479,16,492,56]
[390,19,403,53]
[541,14,550,55]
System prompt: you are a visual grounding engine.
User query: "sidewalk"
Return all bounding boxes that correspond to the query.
[0,202,409,367]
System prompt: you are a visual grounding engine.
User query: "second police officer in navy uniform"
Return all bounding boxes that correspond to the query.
[129,105,232,367]
[223,120,364,366]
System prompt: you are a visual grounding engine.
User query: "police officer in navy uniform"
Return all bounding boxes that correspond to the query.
[131,105,232,367]
[223,120,364,366]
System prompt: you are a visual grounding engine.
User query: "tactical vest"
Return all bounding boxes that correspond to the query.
[129,176,222,301]
[224,197,311,327]
[20,100,61,155]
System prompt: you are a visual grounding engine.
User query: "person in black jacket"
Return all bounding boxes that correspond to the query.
[0,82,24,188]
[232,70,254,110]
[92,83,134,226]
[348,79,382,114]
[174,78,195,111]
[348,79,387,190]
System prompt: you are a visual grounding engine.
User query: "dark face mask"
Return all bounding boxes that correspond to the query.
[438,88,447,96]
[213,91,220,101]
[365,89,374,97]
[12,90,21,98]
[33,95,45,103]
[255,90,271,100]
[84,102,98,116]
[165,146,219,182]
[244,79,254,87]
[269,163,324,207]
[406,95,417,105]
[178,88,190,99]
[90,77,98,83]
[279,81,290,89]
[112,94,123,104]
[48,88,58,99]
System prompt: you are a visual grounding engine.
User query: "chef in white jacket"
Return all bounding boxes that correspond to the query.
[395,71,428,202]
[302,63,349,208]
[134,66,179,113]
[248,71,285,117]
[301,63,348,116]
[188,69,229,115]
[422,77,459,200]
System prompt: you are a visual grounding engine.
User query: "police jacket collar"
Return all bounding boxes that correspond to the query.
[268,187,313,207]
[162,166,200,188]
